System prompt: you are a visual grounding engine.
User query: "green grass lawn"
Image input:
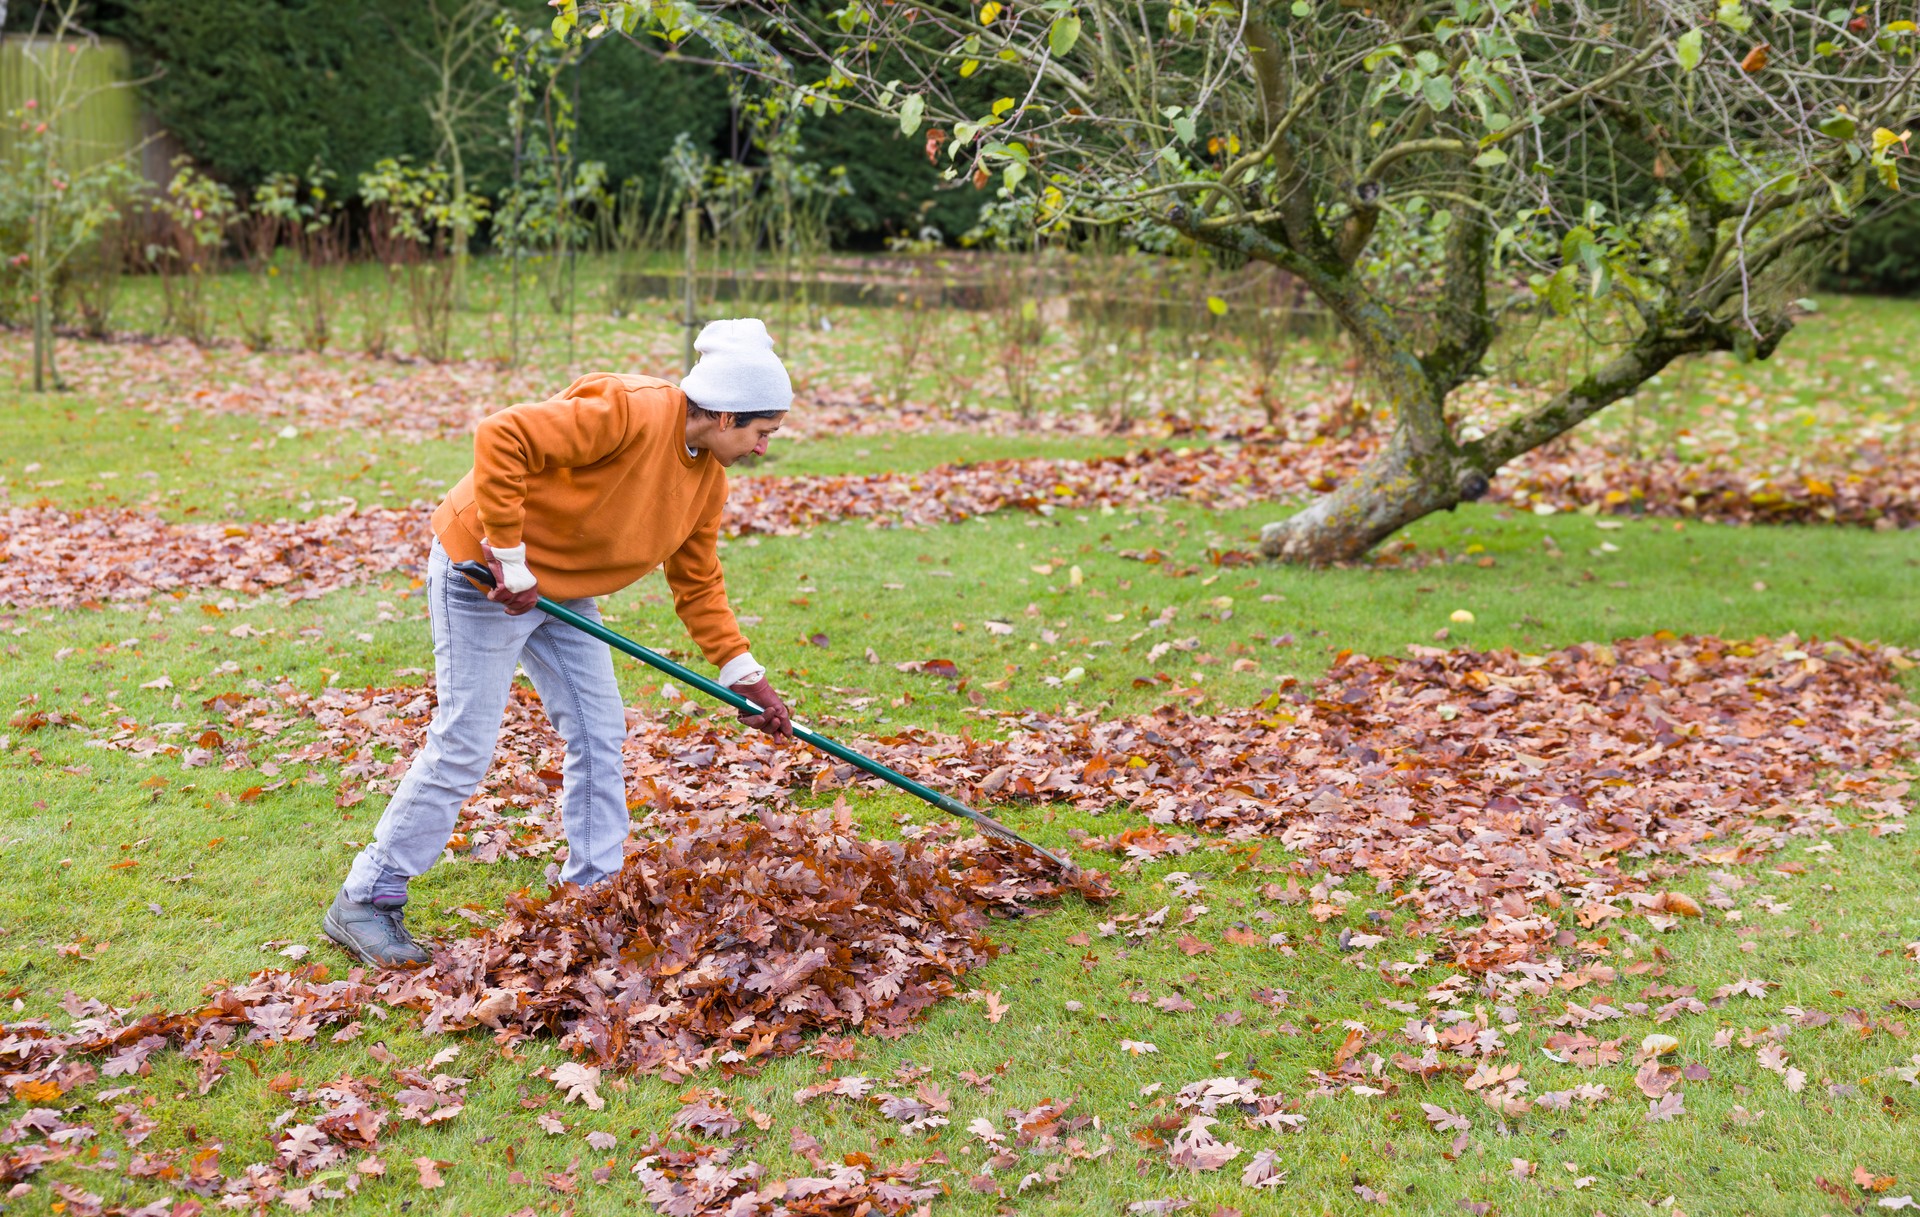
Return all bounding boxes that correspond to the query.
[1,285,1918,1216]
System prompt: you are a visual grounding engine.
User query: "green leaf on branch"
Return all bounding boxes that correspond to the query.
[1818,111,1856,140]
[1714,1,1751,33]
[1827,175,1855,217]
[1676,29,1704,71]
[1362,44,1403,71]
[1423,76,1455,111]
[1544,264,1579,315]
[1473,147,1508,167]
[1049,13,1082,54]
[899,93,925,135]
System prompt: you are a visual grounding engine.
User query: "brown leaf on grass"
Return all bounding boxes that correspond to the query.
[1332,1027,1367,1068]
[1241,1147,1286,1189]
[1167,1115,1240,1173]
[550,1063,604,1110]
[1646,1092,1686,1123]
[1854,1166,1895,1193]
[1635,1060,1682,1099]
[412,1156,447,1189]
[1653,891,1703,918]
[1421,1103,1471,1133]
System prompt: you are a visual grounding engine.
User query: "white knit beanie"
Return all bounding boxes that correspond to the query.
[679,318,794,414]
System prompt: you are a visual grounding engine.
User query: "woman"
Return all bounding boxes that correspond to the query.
[323,318,795,967]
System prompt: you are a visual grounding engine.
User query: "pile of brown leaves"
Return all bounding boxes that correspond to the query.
[725,441,1354,536]
[388,803,1107,1079]
[0,807,1100,1210]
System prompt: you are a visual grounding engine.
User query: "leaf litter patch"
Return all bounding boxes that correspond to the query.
[7,431,1916,609]
[5,632,1917,1213]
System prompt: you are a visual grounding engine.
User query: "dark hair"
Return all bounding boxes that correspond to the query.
[687,402,786,424]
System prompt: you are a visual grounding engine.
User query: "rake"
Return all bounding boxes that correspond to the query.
[453,561,1076,873]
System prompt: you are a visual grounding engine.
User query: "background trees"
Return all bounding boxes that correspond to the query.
[562,0,1917,561]
[44,0,964,244]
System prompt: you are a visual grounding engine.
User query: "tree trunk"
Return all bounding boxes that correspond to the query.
[1260,421,1479,563]
[30,195,51,392]
[450,144,469,311]
[1259,320,1758,564]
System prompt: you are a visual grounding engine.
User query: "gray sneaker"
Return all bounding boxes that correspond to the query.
[322,891,432,968]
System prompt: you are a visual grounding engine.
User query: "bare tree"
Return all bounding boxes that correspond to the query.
[8,0,145,390]
[391,0,500,308]
[554,0,1916,562]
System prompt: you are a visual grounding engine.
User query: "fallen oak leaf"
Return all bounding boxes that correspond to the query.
[1856,1166,1896,1194]
[1646,1091,1686,1123]
[1421,1103,1471,1133]
[551,1062,605,1111]
[1241,1147,1286,1189]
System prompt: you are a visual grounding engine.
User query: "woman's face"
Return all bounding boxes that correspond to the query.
[708,412,787,467]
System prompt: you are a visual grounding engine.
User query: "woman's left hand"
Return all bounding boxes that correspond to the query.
[729,677,793,742]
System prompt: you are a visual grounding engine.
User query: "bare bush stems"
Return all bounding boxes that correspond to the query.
[150,158,237,348]
[978,251,1059,422]
[63,210,132,341]
[287,183,347,353]
[234,188,286,351]
[879,293,939,410]
[359,158,488,363]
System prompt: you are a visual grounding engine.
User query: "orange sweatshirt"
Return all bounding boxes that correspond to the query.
[430,373,749,667]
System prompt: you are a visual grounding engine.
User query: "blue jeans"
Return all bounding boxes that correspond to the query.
[341,541,629,901]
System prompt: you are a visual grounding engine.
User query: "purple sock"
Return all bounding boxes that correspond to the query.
[369,871,410,906]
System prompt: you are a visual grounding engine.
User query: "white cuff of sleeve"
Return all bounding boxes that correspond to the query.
[717,652,766,688]
[482,538,538,593]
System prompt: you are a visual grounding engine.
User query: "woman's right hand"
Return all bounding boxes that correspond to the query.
[480,541,542,616]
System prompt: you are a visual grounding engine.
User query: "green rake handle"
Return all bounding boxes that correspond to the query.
[452,560,1075,873]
